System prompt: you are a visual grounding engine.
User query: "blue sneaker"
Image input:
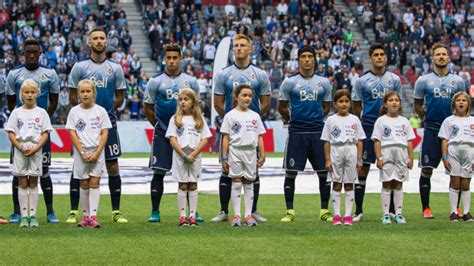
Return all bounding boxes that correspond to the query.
[195,212,204,223]
[47,212,60,223]
[382,214,392,225]
[147,211,161,222]
[9,213,20,224]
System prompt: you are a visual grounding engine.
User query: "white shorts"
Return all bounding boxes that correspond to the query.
[447,144,473,178]
[12,142,42,177]
[228,146,257,181]
[73,147,106,180]
[328,144,358,184]
[379,145,409,182]
[172,148,202,183]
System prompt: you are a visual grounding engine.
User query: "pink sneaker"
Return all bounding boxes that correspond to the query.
[333,215,342,225]
[344,216,353,225]
[89,215,101,228]
[77,215,89,227]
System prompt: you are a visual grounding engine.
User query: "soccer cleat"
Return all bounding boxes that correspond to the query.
[77,215,89,228]
[394,214,407,224]
[66,210,79,224]
[189,216,198,226]
[343,216,353,225]
[9,213,20,224]
[147,211,161,223]
[179,216,188,226]
[19,217,29,228]
[89,216,101,228]
[457,208,463,218]
[449,212,459,222]
[230,215,241,227]
[195,212,204,223]
[29,216,39,228]
[252,212,267,223]
[320,209,333,222]
[0,216,9,224]
[389,212,396,220]
[332,215,342,225]
[463,213,473,222]
[352,213,363,222]
[112,211,128,223]
[382,214,392,224]
[211,211,229,223]
[281,210,295,222]
[422,208,433,219]
[245,215,257,226]
[47,212,60,223]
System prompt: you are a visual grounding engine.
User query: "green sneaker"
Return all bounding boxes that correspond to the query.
[394,214,407,224]
[147,211,161,223]
[66,210,79,224]
[195,212,204,223]
[382,214,392,224]
[112,211,128,223]
[19,217,29,228]
[29,216,39,228]
[320,209,333,222]
[281,210,295,222]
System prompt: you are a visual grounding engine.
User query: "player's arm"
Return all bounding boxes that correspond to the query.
[69,88,78,106]
[221,133,230,172]
[414,99,425,120]
[91,128,109,162]
[257,134,265,168]
[7,132,21,151]
[169,136,187,158]
[441,138,451,171]
[277,100,290,123]
[259,94,271,117]
[357,140,363,171]
[322,101,330,117]
[144,103,157,126]
[214,94,225,117]
[353,101,362,118]
[374,139,383,169]
[324,141,332,172]
[189,137,209,160]
[114,89,125,110]
[48,93,59,117]
[69,129,89,161]
[31,131,50,156]
[7,95,16,112]
[407,140,414,170]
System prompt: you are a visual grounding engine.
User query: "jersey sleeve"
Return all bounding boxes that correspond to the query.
[371,118,382,141]
[65,108,76,130]
[115,65,126,91]
[413,77,425,100]
[200,120,213,139]
[220,113,231,134]
[49,69,60,94]
[456,77,468,93]
[393,75,402,99]
[355,118,366,140]
[258,69,271,96]
[191,77,200,97]
[165,116,177,138]
[320,118,331,142]
[352,78,363,101]
[278,78,291,101]
[437,117,450,139]
[4,109,17,132]
[68,64,80,89]
[323,78,332,102]
[100,108,113,129]
[6,71,16,96]
[144,78,157,104]
[213,71,225,95]
[257,116,266,135]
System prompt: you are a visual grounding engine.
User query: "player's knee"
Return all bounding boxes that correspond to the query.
[460,178,470,191]
[42,167,49,176]
[178,182,188,191]
[421,168,433,178]
[332,182,342,191]
[285,171,298,178]
[80,180,89,189]
[89,177,100,188]
[219,175,232,185]
[344,183,354,191]
[153,169,166,176]
[393,181,403,190]
[28,177,38,188]
[382,182,391,190]
[242,178,253,185]
[188,182,198,191]
[106,160,119,176]
[18,177,28,188]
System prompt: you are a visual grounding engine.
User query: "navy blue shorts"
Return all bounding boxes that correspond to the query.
[104,122,122,160]
[10,136,51,168]
[419,128,442,169]
[361,122,375,164]
[149,127,173,172]
[284,132,326,172]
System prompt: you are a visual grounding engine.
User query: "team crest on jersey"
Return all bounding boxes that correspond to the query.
[424,154,430,163]
[451,125,459,137]
[40,74,46,81]
[176,127,185,136]
[231,121,242,134]
[184,80,189,87]
[17,119,24,129]
[250,73,256,80]
[451,81,455,86]
[289,158,295,167]
[331,126,341,138]
[383,127,391,138]
[107,68,113,75]
[317,82,321,87]
[75,119,87,131]
[387,80,392,86]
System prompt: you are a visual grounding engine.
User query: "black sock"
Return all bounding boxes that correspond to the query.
[457,190,461,209]
[389,190,396,214]
[283,177,295,210]
[354,178,366,215]
[252,176,260,213]
[70,174,80,211]
[109,175,122,211]
[219,175,232,214]
[12,176,20,214]
[318,172,331,210]
[419,172,431,210]
[151,173,164,212]
[40,176,54,214]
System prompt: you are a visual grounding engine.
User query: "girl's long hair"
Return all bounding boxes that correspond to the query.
[174,88,204,130]
[451,91,471,117]
[380,91,403,116]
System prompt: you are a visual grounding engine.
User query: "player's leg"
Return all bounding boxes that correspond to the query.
[27,176,40,228]
[281,171,297,222]
[88,176,101,228]
[188,182,199,226]
[243,178,257,226]
[381,181,392,224]
[149,170,165,222]
[309,133,332,222]
[78,178,90,227]
[178,182,188,226]
[343,183,354,225]
[230,178,243,227]
[18,176,30,228]
[449,176,461,222]
[212,135,231,222]
[460,178,472,222]
[392,181,406,224]
[332,182,342,225]
[355,124,374,220]
[418,129,441,218]
[67,172,81,223]
[41,138,58,223]
[281,133,304,222]
[10,147,20,223]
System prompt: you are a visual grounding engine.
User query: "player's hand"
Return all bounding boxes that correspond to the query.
[376,159,383,169]
[325,160,333,172]
[82,153,91,162]
[356,162,363,171]
[407,158,413,170]
[89,153,100,163]
[23,148,34,157]
[257,155,265,168]
[222,160,229,173]
[442,159,451,172]
[185,155,195,164]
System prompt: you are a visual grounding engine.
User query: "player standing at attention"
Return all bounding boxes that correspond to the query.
[66,80,112,228]
[321,89,365,225]
[5,39,60,224]
[414,43,467,218]
[211,34,271,223]
[372,92,415,224]
[0,92,5,224]
[221,84,266,226]
[144,44,200,223]
[67,28,128,223]
[166,89,212,226]
[278,45,333,223]
[351,43,402,222]
[5,79,53,227]
[438,92,473,222]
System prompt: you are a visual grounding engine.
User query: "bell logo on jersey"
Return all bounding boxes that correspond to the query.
[371,88,388,99]
[433,87,451,98]
[90,76,108,88]
[300,89,318,101]
[166,87,190,100]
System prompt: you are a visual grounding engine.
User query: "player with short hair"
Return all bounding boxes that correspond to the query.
[67,28,128,223]
[144,43,200,223]
[414,43,467,218]
[351,43,402,222]
[5,39,60,224]
[211,34,271,223]
[278,45,333,223]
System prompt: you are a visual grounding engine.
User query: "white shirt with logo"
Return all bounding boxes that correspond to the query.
[165,115,212,149]
[65,105,112,149]
[221,108,266,148]
[371,115,415,147]
[321,113,366,145]
[5,106,53,143]
[438,115,474,145]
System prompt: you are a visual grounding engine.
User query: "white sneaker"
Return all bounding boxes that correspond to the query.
[252,212,268,223]
[211,211,228,223]
[352,213,363,222]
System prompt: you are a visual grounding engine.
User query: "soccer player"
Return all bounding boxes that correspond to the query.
[414,43,467,218]
[351,43,402,222]
[278,45,333,223]
[5,39,60,224]
[211,34,271,223]
[144,43,200,223]
[67,28,128,223]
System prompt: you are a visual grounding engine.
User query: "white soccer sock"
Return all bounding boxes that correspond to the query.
[344,190,354,217]
[29,186,38,217]
[80,188,90,216]
[449,188,460,214]
[231,182,242,217]
[243,183,254,217]
[332,190,341,216]
[381,188,391,215]
[18,187,28,217]
[461,190,471,214]
[393,188,403,215]
[178,189,187,217]
[89,188,100,217]
[188,190,198,218]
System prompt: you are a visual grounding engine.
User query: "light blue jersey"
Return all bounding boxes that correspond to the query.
[144,72,199,131]
[6,65,60,110]
[279,73,332,132]
[352,71,402,124]
[414,72,467,130]
[214,63,271,114]
[68,59,126,122]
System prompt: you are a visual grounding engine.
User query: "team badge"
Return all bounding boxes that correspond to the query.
[362,151,367,159]
[40,74,46,81]
[451,125,459,137]
[451,81,455,86]
[250,73,256,80]
[184,80,189,87]
[424,154,430,163]
[387,80,392,86]
[383,126,391,138]
[107,68,113,75]
[75,119,86,131]
[317,82,321,87]
[289,158,295,167]
[152,156,157,165]
[177,127,185,136]
[331,126,341,138]
[231,121,242,134]
[17,119,24,129]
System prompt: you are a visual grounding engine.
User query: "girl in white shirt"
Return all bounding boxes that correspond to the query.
[372,92,415,225]
[438,91,473,222]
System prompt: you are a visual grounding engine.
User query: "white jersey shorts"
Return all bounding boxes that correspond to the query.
[447,144,473,178]
[73,147,106,180]
[12,142,42,177]
[328,144,358,184]
[172,147,202,183]
[228,146,257,181]
[379,145,409,182]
